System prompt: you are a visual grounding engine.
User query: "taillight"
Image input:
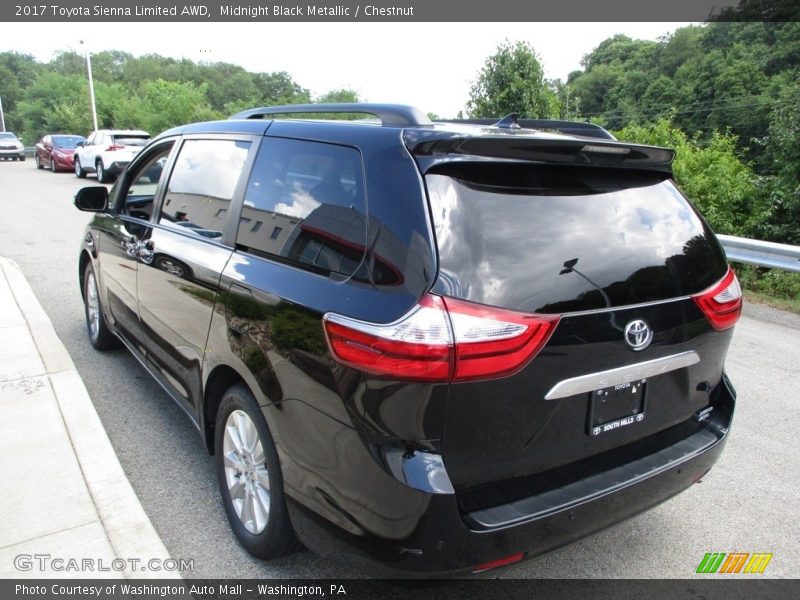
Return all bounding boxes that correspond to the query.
[443,296,560,381]
[324,295,453,381]
[323,294,560,382]
[106,144,124,151]
[692,267,742,331]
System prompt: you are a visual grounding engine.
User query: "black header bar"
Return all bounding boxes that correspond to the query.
[2,0,765,23]
[3,579,800,600]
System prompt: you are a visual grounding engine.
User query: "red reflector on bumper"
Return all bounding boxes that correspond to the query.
[472,552,525,573]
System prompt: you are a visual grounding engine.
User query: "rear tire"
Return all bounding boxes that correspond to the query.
[215,384,299,559]
[50,158,57,173]
[75,156,87,178]
[83,263,118,351]
[96,160,111,183]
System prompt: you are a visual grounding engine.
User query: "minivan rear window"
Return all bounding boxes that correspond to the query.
[426,163,727,314]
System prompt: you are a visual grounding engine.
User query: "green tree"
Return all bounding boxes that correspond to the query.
[193,62,260,112]
[316,88,361,103]
[467,40,558,118]
[134,79,220,135]
[658,26,704,76]
[252,71,310,106]
[755,76,800,244]
[581,34,658,73]
[16,71,89,142]
[0,52,41,134]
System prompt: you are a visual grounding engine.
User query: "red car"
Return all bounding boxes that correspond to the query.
[34,134,85,172]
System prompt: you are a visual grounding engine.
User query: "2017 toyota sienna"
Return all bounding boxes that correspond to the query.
[75,104,740,576]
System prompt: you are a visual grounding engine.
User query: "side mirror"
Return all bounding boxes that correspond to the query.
[74,186,108,212]
[76,141,85,147]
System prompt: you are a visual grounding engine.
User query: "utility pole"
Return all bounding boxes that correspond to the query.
[0,96,6,132]
[80,40,99,131]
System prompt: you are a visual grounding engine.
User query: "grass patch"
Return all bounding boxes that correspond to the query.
[735,264,800,315]
[743,290,800,314]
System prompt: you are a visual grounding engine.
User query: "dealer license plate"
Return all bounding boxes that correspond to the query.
[588,379,646,436]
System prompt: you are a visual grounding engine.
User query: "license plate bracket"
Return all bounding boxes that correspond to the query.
[588,379,646,436]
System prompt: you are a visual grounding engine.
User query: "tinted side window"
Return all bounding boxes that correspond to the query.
[159,139,251,241]
[237,138,367,279]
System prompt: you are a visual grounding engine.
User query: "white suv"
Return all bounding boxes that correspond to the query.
[74,129,150,182]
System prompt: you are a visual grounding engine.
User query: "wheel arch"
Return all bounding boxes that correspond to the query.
[78,250,93,301]
[203,364,248,455]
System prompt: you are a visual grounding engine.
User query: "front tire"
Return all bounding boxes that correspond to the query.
[215,385,299,559]
[75,156,87,178]
[35,155,43,169]
[83,263,118,350]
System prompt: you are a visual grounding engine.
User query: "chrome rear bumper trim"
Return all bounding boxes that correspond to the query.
[544,351,700,400]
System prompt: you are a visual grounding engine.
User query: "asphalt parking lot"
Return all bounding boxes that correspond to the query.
[1,160,798,579]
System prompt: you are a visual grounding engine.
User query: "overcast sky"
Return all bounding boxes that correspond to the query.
[2,22,692,117]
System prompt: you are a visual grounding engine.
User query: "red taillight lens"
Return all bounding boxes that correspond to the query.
[324,295,453,382]
[692,267,742,331]
[323,294,560,382]
[106,144,124,151]
[443,296,560,381]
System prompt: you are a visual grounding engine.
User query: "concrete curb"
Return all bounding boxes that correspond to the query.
[0,257,175,580]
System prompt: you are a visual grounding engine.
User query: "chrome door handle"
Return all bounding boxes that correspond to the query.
[124,235,139,257]
[137,240,155,264]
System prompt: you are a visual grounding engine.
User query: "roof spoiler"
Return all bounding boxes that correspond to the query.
[405,133,675,174]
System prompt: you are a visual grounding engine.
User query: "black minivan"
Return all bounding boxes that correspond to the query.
[75,104,741,576]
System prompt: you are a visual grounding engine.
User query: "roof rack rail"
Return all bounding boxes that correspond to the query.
[437,117,616,140]
[229,103,432,127]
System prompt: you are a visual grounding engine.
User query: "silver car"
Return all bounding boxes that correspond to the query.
[0,132,25,161]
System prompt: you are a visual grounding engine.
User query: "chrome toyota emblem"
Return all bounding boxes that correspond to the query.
[624,320,652,351]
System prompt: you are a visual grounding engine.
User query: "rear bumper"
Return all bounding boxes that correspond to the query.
[104,160,130,174]
[287,374,736,577]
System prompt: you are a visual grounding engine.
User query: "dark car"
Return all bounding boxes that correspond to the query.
[35,134,85,172]
[74,104,741,576]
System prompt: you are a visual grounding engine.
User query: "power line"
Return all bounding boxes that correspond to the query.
[577,91,784,122]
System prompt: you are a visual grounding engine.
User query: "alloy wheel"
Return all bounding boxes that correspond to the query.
[85,271,100,341]
[222,410,271,534]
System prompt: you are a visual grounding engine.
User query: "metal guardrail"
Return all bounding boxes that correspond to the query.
[718,234,800,273]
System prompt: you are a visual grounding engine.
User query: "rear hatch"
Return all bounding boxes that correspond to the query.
[408,131,737,498]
